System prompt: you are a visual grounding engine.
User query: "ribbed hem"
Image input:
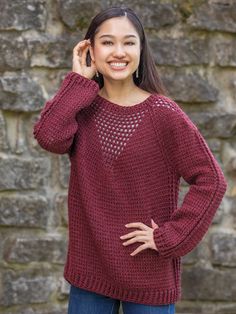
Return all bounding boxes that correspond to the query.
[63,267,181,306]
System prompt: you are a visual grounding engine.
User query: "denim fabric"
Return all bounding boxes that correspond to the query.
[68,284,175,314]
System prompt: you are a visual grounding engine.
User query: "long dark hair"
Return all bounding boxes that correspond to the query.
[84,5,167,95]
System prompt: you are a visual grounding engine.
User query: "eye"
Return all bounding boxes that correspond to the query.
[102,41,112,45]
[102,41,135,46]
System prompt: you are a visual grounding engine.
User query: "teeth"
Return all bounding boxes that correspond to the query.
[110,62,127,67]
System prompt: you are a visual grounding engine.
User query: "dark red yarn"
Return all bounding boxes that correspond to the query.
[33,71,227,306]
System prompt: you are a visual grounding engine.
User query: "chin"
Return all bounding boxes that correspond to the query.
[104,71,133,80]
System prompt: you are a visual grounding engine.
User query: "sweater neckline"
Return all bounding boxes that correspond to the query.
[94,93,158,113]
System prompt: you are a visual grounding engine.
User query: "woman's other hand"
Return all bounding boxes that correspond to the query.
[72,39,97,79]
[120,219,159,256]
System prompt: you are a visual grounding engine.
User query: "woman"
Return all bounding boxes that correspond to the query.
[33,5,227,314]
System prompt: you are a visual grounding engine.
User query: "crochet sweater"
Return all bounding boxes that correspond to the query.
[33,71,227,306]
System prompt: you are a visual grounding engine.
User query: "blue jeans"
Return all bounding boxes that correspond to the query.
[68,284,175,314]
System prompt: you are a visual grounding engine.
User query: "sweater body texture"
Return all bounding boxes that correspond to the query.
[33,71,227,306]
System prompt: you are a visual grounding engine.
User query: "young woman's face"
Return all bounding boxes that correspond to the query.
[90,16,141,81]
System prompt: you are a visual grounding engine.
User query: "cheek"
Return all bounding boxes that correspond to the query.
[94,46,109,60]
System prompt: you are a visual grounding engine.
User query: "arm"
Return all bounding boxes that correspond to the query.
[152,97,227,258]
[33,71,100,154]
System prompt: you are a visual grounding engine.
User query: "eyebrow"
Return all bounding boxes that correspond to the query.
[98,34,138,39]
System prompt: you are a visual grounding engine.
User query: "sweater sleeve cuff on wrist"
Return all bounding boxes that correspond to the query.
[64,71,100,90]
[153,227,172,258]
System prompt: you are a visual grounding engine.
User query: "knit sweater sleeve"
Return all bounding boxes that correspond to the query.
[33,71,100,154]
[152,97,227,258]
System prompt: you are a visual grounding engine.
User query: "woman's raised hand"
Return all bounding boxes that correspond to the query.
[72,39,97,79]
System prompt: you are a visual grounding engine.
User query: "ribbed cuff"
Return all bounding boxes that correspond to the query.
[64,71,100,90]
[153,227,173,258]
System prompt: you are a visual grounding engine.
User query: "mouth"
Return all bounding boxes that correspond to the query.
[108,62,129,71]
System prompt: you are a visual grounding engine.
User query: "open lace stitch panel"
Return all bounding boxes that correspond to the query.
[91,104,148,167]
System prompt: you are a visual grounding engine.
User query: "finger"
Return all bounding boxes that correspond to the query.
[151,218,159,228]
[81,46,89,66]
[125,222,149,230]
[130,243,149,256]
[122,235,147,246]
[73,40,88,50]
[73,40,89,57]
[120,230,146,240]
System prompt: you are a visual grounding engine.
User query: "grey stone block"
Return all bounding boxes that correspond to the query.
[127,2,179,29]
[215,39,236,67]
[27,34,73,68]
[0,0,47,31]
[3,234,67,264]
[0,33,30,70]
[0,269,57,306]
[211,232,236,267]
[3,306,68,314]
[0,195,48,228]
[187,1,236,33]
[0,72,46,112]
[182,264,236,300]
[0,156,50,190]
[150,38,209,66]
[161,69,218,103]
[188,112,236,138]
[58,0,103,29]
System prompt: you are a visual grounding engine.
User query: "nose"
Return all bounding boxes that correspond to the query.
[112,44,126,58]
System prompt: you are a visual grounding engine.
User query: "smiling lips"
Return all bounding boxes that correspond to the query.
[108,62,128,71]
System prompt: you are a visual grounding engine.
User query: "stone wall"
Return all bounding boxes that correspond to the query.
[0,0,235,313]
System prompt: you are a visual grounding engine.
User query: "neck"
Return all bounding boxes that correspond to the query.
[99,77,139,103]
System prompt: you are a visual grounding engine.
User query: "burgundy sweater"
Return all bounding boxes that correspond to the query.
[33,71,227,306]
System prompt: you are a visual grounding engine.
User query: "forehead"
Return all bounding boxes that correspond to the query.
[95,17,139,39]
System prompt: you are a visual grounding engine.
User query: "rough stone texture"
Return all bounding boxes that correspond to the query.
[0,0,47,31]
[0,269,57,306]
[59,155,70,189]
[230,197,236,229]
[58,0,103,29]
[161,68,219,103]
[0,33,30,70]
[0,195,48,228]
[0,0,234,313]
[207,138,222,152]
[0,156,50,190]
[54,193,68,227]
[0,111,8,151]
[211,198,226,225]
[223,144,236,174]
[182,263,236,301]
[187,1,236,33]
[3,234,67,264]
[2,306,68,314]
[119,2,179,29]
[176,301,236,314]
[188,112,236,138]
[27,34,74,68]
[58,1,179,30]
[211,232,236,267]
[0,72,46,112]
[182,246,199,265]
[150,38,210,66]
[215,38,236,67]
[4,112,29,155]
